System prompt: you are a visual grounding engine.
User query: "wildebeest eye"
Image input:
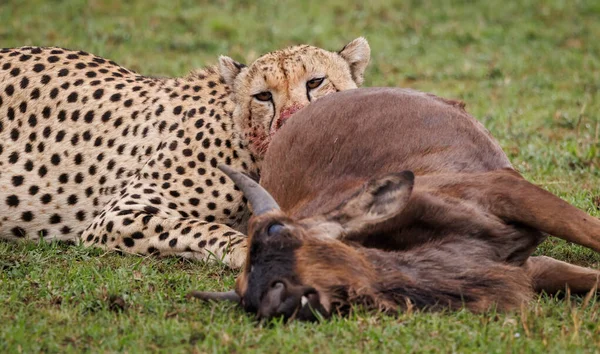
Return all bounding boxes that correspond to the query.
[253,91,272,102]
[306,77,324,90]
[267,222,284,236]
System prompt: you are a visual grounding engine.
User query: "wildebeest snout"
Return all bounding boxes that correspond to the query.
[257,279,326,321]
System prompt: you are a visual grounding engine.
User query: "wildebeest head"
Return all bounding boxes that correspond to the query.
[189,165,415,321]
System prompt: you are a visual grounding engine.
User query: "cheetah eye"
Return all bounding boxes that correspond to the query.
[306,77,325,90]
[253,91,273,102]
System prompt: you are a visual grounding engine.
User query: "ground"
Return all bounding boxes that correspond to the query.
[1,0,599,352]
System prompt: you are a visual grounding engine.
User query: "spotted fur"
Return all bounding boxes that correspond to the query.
[0,39,370,268]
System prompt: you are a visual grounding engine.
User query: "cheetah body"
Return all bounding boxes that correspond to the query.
[0,39,370,267]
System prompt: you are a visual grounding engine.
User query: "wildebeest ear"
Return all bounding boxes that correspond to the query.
[338,37,370,86]
[325,171,414,237]
[219,55,247,88]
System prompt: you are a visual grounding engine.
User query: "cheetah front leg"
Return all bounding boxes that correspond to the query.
[82,208,248,268]
[81,178,251,268]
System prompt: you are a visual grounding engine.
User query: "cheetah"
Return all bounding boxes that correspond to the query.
[0,38,370,268]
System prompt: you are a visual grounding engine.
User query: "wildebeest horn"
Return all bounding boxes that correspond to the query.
[187,290,241,303]
[218,165,280,215]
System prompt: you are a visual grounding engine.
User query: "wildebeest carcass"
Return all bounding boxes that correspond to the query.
[191,87,600,321]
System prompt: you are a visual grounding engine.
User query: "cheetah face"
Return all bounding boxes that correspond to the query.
[219,38,370,160]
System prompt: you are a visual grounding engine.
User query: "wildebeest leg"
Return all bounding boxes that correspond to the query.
[436,169,600,253]
[524,256,600,294]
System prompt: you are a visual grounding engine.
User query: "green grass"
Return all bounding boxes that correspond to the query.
[1,0,599,352]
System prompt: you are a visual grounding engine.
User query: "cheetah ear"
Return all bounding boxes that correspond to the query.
[219,55,247,88]
[338,37,371,86]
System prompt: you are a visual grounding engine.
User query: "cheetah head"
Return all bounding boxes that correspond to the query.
[219,38,370,160]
